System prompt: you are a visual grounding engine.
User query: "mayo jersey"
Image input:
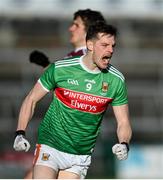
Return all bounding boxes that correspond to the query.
[37,55,128,155]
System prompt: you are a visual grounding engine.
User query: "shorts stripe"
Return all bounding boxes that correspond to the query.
[33,144,41,165]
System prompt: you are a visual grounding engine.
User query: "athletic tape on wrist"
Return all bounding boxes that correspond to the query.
[121,142,129,151]
[15,130,25,137]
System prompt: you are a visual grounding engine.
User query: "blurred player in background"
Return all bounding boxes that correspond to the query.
[24,8,106,179]
[13,21,132,179]
[29,8,106,68]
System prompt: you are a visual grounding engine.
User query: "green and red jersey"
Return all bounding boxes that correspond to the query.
[37,55,128,155]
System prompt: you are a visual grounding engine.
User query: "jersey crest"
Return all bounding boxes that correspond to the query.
[101,81,109,93]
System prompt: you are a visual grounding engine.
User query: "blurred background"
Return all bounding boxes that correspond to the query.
[0,0,163,178]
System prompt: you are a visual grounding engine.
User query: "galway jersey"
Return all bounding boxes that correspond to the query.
[65,46,87,58]
[37,55,128,155]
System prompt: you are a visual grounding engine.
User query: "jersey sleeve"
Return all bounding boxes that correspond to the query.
[38,63,56,91]
[111,79,128,106]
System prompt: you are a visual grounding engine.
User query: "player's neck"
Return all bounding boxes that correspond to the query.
[83,53,99,72]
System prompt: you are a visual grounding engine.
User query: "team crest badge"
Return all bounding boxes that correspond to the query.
[102,82,109,93]
[41,153,50,161]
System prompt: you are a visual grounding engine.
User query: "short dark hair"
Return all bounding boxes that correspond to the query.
[86,21,117,41]
[74,9,106,32]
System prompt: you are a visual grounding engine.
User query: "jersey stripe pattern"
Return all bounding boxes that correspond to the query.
[37,56,128,155]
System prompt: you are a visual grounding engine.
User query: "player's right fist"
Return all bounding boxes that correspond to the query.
[13,130,30,152]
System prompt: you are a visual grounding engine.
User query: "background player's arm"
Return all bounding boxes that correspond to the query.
[113,104,132,143]
[29,50,50,68]
[17,82,48,131]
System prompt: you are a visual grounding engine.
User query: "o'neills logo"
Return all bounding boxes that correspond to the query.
[55,88,113,114]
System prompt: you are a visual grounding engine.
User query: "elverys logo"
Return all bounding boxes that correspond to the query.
[55,87,113,114]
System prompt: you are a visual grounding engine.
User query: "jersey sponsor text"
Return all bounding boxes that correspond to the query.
[55,87,113,113]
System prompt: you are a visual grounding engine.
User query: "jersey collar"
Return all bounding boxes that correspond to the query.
[79,55,101,74]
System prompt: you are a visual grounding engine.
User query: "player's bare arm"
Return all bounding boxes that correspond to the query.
[113,104,132,143]
[13,82,48,152]
[17,82,48,131]
[112,104,132,160]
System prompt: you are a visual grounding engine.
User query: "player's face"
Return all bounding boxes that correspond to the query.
[90,33,116,70]
[69,16,86,48]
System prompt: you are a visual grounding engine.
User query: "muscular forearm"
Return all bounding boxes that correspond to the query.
[113,104,132,144]
[117,121,132,143]
[112,105,132,160]
[17,92,36,131]
[13,82,47,153]
[16,82,47,131]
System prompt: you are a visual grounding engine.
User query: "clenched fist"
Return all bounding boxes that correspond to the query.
[13,130,30,152]
[112,142,129,160]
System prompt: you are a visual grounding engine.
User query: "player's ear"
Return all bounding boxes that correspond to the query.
[86,40,93,51]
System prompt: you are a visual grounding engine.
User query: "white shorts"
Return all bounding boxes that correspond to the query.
[33,144,91,179]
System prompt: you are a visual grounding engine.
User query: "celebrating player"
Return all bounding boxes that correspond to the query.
[24,9,106,179]
[13,21,132,179]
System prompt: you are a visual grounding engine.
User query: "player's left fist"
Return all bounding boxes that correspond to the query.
[112,142,129,160]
